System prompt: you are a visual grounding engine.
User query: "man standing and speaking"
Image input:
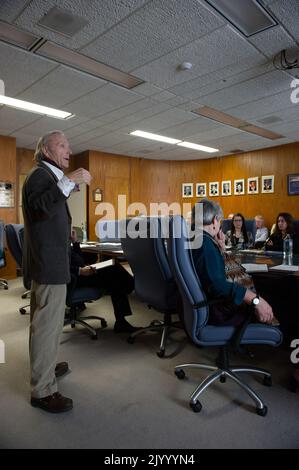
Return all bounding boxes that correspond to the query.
[22,131,92,413]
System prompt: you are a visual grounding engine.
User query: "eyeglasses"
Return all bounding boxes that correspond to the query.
[233,218,242,222]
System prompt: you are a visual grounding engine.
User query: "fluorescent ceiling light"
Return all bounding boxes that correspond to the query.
[130,130,181,144]
[0,95,74,119]
[0,20,39,49]
[192,106,284,140]
[36,41,143,89]
[177,141,219,153]
[206,0,277,37]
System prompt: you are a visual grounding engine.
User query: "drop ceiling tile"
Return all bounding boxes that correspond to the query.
[163,117,218,139]
[132,26,264,89]
[0,107,40,131]
[227,89,294,120]
[67,83,141,119]
[200,70,291,111]
[0,0,29,22]
[249,26,296,58]
[17,65,106,107]
[14,115,87,136]
[14,0,149,50]
[0,42,57,96]
[267,0,299,43]
[82,0,224,71]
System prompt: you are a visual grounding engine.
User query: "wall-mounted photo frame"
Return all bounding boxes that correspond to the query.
[247,176,259,195]
[209,181,219,197]
[262,175,274,193]
[234,179,245,195]
[182,183,193,198]
[221,180,231,196]
[287,173,299,195]
[196,182,206,197]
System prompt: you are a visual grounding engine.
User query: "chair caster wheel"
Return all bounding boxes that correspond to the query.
[127,337,135,344]
[263,375,272,386]
[190,401,202,413]
[101,320,107,328]
[4,285,8,290]
[156,350,165,358]
[91,334,98,340]
[256,405,267,416]
[220,376,226,383]
[175,369,185,380]
[19,308,27,315]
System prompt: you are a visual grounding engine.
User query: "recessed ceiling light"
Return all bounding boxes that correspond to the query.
[177,141,219,153]
[130,130,181,144]
[206,0,277,37]
[0,94,74,119]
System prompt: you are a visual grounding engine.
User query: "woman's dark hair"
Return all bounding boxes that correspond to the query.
[231,213,248,243]
[273,212,295,236]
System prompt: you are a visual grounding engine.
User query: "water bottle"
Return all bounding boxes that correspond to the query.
[81,222,87,243]
[283,234,293,265]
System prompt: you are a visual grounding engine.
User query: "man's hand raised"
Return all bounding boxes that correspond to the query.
[66,168,92,185]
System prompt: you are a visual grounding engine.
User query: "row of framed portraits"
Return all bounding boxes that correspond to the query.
[182,175,274,198]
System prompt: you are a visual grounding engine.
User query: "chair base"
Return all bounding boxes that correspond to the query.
[0,278,8,290]
[19,303,30,315]
[174,347,271,416]
[128,318,182,358]
[64,308,107,340]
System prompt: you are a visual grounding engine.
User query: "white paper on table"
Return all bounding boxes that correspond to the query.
[269,264,299,272]
[241,263,268,273]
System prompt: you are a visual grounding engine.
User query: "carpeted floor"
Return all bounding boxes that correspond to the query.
[0,278,298,449]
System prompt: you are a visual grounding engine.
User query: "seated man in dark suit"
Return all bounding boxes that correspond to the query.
[70,235,137,333]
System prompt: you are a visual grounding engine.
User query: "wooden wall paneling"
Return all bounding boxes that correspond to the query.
[0,135,17,278]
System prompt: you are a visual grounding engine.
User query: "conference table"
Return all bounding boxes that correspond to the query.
[80,241,125,261]
[235,249,299,279]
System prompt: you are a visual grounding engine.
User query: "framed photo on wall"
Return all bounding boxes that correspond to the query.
[196,183,206,197]
[234,179,245,195]
[209,181,219,197]
[262,175,274,193]
[221,180,231,196]
[182,183,193,198]
[287,173,299,195]
[247,177,259,194]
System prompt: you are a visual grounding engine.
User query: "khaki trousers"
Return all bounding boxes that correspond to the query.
[30,282,66,398]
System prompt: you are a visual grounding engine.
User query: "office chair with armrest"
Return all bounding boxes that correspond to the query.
[167,215,282,416]
[0,220,8,289]
[5,224,31,313]
[65,277,107,340]
[120,216,181,358]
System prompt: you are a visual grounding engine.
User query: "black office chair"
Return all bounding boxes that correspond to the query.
[120,216,181,358]
[5,224,31,312]
[0,220,8,289]
[167,215,282,416]
[65,278,107,340]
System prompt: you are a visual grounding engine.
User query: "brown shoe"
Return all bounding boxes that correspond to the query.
[31,392,73,413]
[55,362,69,378]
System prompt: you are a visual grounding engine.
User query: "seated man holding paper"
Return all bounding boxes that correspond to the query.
[70,234,137,333]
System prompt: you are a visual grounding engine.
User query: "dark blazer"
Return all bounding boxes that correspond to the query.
[22,162,72,284]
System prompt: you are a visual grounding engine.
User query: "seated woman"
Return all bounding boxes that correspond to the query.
[191,199,274,326]
[70,232,137,333]
[225,213,253,250]
[254,215,269,248]
[265,212,299,253]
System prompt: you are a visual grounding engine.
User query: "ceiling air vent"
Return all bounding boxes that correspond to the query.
[257,116,283,124]
[37,6,89,37]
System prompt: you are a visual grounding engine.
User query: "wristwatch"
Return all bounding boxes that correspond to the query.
[251,295,260,307]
